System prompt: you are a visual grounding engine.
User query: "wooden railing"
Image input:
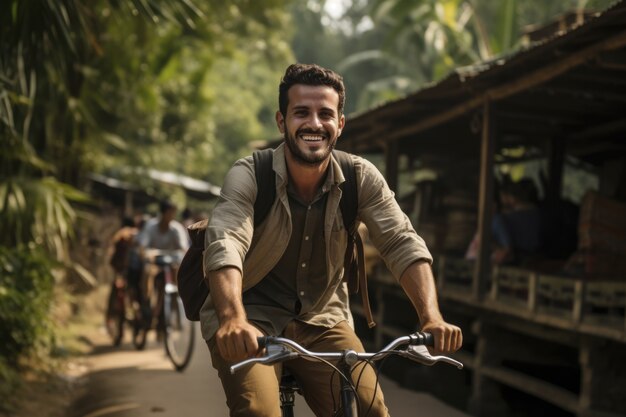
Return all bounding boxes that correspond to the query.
[436,256,626,343]
[351,257,626,417]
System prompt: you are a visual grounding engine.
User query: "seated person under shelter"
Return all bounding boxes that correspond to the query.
[466,178,543,266]
[492,178,543,265]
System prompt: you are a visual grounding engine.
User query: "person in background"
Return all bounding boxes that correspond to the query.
[109,216,138,279]
[137,200,189,256]
[137,200,189,335]
[491,179,543,265]
[105,216,139,337]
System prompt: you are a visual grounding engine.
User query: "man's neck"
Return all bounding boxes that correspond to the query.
[285,153,330,204]
[158,219,170,232]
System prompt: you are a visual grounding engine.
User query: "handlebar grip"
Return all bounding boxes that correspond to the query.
[411,332,434,346]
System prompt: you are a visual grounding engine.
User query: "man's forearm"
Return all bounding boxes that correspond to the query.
[207,266,247,323]
[398,260,444,325]
[207,266,262,360]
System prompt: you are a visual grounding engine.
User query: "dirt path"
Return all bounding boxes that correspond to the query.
[4,285,469,417]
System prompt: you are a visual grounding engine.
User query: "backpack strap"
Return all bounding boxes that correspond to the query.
[333,150,376,328]
[333,150,358,233]
[253,149,276,227]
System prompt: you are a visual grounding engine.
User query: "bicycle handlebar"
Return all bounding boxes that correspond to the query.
[230,332,462,374]
[142,249,184,266]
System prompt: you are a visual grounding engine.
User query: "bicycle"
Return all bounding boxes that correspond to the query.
[231,332,463,417]
[104,274,146,349]
[141,250,196,371]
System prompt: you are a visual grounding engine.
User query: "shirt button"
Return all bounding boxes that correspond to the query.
[299,291,305,296]
[301,262,306,268]
[305,236,310,241]
[307,206,311,210]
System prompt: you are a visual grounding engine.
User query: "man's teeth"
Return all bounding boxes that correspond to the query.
[301,135,324,142]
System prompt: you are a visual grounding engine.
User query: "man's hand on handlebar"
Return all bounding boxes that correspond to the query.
[215,318,264,363]
[420,319,463,354]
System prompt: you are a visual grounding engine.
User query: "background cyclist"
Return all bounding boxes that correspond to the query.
[138,200,189,337]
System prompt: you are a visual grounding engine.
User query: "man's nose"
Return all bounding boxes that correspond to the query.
[306,114,323,129]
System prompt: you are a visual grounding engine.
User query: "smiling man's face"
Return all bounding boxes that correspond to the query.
[276,84,345,166]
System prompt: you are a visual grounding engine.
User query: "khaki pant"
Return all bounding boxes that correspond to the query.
[208,320,389,417]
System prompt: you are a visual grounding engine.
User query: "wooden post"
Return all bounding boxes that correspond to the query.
[474,101,496,301]
[468,320,509,417]
[385,140,399,193]
[579,338,626,416]
[528,273,538,313]
[573,280,586,324]
[437,255,446,292]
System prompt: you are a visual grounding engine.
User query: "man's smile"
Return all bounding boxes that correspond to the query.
[300,134,325,142]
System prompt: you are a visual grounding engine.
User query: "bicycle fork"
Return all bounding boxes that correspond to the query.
[338,358,358,417]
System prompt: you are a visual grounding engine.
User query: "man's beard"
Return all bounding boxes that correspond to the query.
[284,124,336,166]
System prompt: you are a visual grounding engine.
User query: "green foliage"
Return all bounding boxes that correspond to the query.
[79,1,293,187]
[292,0,618,113]
[0,178,90,263]
[0,3,293,405]
[0,355,21,412]
[2,0,293,190]
[290,0,414,114]
[0,246,57,368]
[2,0,293,239]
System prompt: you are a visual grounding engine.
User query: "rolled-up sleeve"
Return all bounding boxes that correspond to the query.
[203,157,257,275]
[356,157,432,281]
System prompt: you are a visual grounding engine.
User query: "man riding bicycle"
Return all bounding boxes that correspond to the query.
[137,200,189,336]
[201,63,463,416]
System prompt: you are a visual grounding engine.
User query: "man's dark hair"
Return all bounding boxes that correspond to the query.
[278,63,346,116]
[159,199,177,214]
[121,216,135,228]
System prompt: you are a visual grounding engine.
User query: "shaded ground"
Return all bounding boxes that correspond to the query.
[3,285,470,417]
[68,327,469,417]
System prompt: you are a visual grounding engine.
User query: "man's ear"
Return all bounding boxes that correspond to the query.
[337,114,346,137]
[275,111,285,134]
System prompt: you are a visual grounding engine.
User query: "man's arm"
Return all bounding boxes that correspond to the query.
[399,260,463,353]
[207,266,263,362]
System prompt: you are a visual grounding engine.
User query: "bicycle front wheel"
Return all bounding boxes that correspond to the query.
[163,293,195,371]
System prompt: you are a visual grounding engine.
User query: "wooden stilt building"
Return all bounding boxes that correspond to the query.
[335,2,626,416]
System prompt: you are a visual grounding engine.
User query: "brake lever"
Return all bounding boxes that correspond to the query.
[400,345,464,369]
[230,344,298,374]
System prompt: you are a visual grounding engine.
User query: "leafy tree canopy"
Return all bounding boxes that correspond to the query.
[290,0,617,113]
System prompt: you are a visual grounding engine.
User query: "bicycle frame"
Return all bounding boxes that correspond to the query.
[230,332,463,416]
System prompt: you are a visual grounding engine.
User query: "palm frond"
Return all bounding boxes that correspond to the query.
[0,177,89,259]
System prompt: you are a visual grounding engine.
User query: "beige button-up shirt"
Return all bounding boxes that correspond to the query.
[200,144,432,340]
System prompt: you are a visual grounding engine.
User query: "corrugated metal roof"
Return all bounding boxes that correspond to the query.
[338,0,626,159]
